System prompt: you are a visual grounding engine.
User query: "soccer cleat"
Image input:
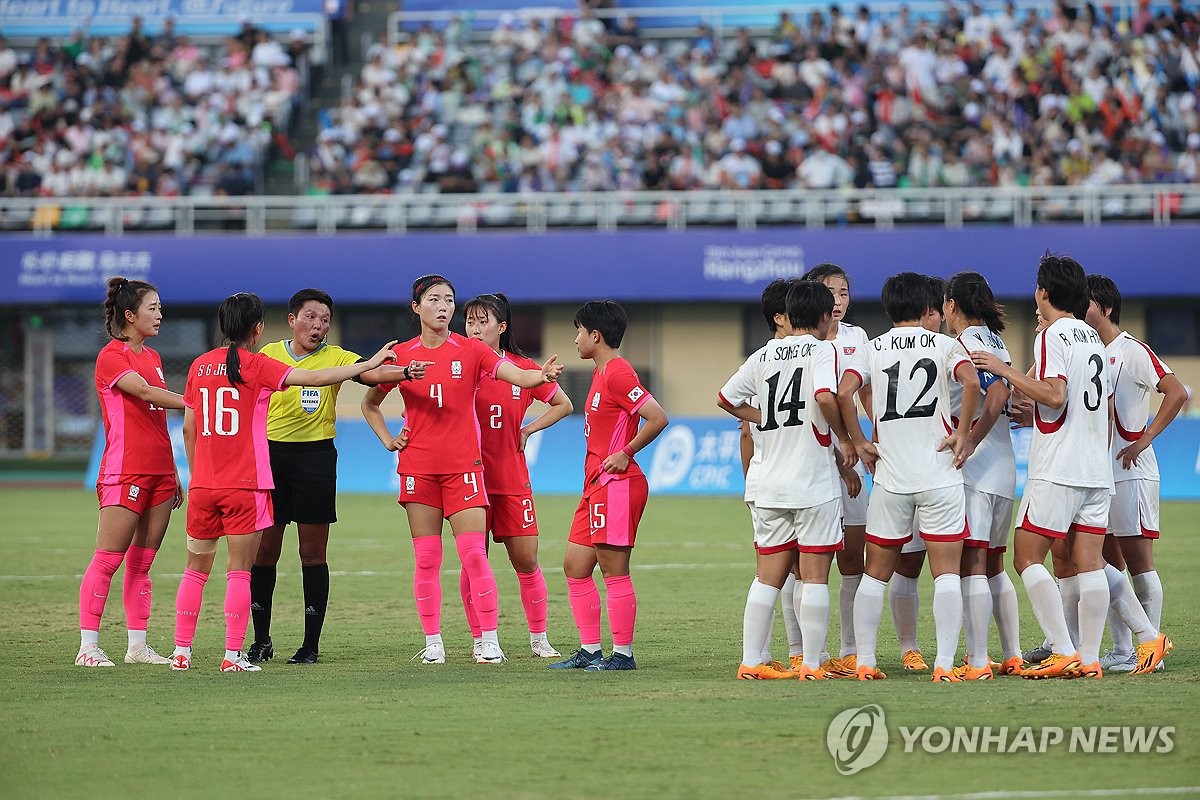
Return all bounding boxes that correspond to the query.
[932,666,963,682]
[585,651,637,671]
[952,663,994,681]
[821,656,857,678]
[1099,649,1137,673]
[855,663,887,680]
[475,641,507,665]
[998,656,1025,676]
[1131,633,1173,675]
[1020,653,1082,680]
[286,646,319,665]
[246,639,274,664]
[169,653,190,671]
[548,648,604,669]
[124,644,170,665]
[736,662,796,680]
[902,649,929,671]
[220,652,263,672]
[472,641,484,661]
[794,663,831,681]
[1023,642,1054,663]
[412,642,446,665]
[530,639,561,659]
[1077,661,1103,678]
[75,644,115,667]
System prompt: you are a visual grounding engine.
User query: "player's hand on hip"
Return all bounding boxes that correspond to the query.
[602,452,629,474]
[387,426,411,452]
[855,440,878,474]
[1117,440,1145,470]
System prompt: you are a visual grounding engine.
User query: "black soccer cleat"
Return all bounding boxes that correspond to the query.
[246,639,274,664]
[287,646,319,665]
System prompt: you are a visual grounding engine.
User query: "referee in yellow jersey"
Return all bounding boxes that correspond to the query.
[248,289,420,664]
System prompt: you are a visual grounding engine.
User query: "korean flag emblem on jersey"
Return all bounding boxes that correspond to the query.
[511,385,522,399]
[627,386,644,402]
[843,346,856,356]
[451,360,463,379]
[591,392,601,411]
[300,387,321,414]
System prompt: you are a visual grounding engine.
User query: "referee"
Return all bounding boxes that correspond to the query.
[248,289,419,664]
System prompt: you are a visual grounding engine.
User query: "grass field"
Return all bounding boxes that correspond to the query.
[1,488,1197,800]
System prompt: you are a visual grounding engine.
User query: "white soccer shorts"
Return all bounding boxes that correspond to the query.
[754,498,844,554]
[865,483,966,546]
[965,486,1016,551]
[1108,479,1160,539]
[1017,479,1110,540]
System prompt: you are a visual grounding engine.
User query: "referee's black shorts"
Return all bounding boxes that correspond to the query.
[268,439,338,526]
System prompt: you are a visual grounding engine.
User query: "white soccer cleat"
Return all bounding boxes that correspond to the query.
[472,641,484,661]
[476,641,507,665]
[220,652,263,672]
[125,644,171,665]
[1099,649,1137,673]
[531,639,562,659]
[75,644,115,667]
[413,642,446,664]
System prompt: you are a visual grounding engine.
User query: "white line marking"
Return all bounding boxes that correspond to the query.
[826,788,1200,800]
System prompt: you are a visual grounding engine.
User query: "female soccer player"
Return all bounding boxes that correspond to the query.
[171,293,397,672]
[77,276,184,668]
[943,271,1022,679]
[460,293,573,659]
[247,289,414,666]
[548,300,669,671]
[360,274,563,666]
[802,263,871,677]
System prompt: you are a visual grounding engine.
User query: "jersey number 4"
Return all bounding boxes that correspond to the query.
[757,368,806,431]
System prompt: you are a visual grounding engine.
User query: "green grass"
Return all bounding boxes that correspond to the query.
[1,489,1197,800]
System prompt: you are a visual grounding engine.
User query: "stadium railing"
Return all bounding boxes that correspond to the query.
[3,184,1198,236]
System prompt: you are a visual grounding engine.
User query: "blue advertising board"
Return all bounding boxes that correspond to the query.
[7,225,1200,307]
[88,416,1200,501]
[0,0,325,37]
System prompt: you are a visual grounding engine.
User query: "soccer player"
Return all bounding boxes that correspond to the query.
[172,292,398,672]
[1084,275,1186,673]
[802,263,871,677]
[78,276,184,668]
[360,274,563,666]
[719,281,848,680]
[548,300,669,671]
[885,275,950,674]
[461,292,573,659]
[837,272,979,682]
[247,289,414,666]
[943,271,1022,679]
[969,253,1171,679]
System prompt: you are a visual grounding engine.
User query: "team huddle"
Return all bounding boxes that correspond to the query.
[76,275,666,672]
[719,256,1184,681]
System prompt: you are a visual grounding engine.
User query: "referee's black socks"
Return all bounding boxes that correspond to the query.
[302,564,330,652]
[250,564,277,644]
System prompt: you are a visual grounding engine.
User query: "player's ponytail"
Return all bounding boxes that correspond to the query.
[464,293,525,358]
[103,276,158,341]
[217,292,265,387]
[946,271,1006,334]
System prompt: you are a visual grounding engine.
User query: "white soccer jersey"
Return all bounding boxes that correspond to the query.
[743,396,762,502]
[719,334,839,508]
[848,326,971,494]
[1027,317,1113,489]
[952,325,1017,500]
[1108,331,1173,483]
[833,321,870,380]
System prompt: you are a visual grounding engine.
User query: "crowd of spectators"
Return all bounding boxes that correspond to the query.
[0,17,308,199]
[313,0,1200,196]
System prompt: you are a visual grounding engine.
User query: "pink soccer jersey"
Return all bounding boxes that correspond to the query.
[475,352,557,495]
[183,348,292,490]
[1108,331,1173,483]
[378,332,503,476]
[581,357,651,495]
[95,339,175,480]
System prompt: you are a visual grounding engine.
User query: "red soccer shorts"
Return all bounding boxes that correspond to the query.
[568,475,648,549]
[489,493,539,538]
[398,471,488,518]
[186,488,273,538]
[97,473,176,514]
